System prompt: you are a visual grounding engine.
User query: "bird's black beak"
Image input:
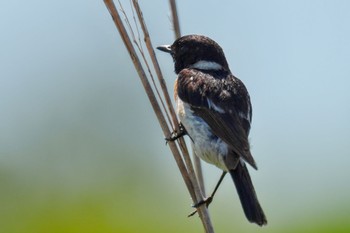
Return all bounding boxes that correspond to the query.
[156,45,172,53]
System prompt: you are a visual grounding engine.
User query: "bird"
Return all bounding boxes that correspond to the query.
[157,34,267,226]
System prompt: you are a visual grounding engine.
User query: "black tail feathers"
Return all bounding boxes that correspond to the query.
[230,162,267,226]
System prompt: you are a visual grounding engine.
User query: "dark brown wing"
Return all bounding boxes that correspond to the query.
[177,68,257,169]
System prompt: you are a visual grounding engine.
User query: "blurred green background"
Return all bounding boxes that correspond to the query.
[1,0,350,232]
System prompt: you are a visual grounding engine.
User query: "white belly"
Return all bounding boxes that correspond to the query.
[176,98,228,171]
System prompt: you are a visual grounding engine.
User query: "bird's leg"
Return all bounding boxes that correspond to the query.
[165,123,187,143]
[188,171,227,217]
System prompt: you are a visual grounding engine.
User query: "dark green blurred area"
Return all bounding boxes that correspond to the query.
[1,88,349,232]
[1,144,349,233]
[1,136,349,233]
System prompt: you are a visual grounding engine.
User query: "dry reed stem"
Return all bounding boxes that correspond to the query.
[168,0,206,197]
[118,0,173,128]
[103,0,214,232]
[130,3,207,221]
[131,0,177,130]
[169,0,181,39]
[193,148,206,195]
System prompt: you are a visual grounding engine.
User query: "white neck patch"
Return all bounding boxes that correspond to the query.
[190,60,223,70]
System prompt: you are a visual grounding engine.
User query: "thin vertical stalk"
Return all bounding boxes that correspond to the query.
[103,1,214,232]
[168,0,206,199]
[169,0,181,39]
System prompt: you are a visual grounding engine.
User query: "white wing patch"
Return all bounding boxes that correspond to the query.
[247,102,251,123]
[207,98,225,113]
[239,111,252,123]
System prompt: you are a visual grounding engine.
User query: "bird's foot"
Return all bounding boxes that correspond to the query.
[188,197,213,217]
[165,124,187,144]
[187,171,227,217]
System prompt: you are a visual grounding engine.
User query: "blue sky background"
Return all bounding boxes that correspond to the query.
[1,1,350,232]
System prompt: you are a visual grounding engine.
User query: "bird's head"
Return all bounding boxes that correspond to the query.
[157,34,229,74]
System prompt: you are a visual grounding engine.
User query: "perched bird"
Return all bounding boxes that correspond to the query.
[157,34,267,226]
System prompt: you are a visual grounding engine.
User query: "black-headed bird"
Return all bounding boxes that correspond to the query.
[157,35,267,226]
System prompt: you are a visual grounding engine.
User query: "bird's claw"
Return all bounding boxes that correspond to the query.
[165,124,187,144]
[193,197,213,208]
[187,197,213,217]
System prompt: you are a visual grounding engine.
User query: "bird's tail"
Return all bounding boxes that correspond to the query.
[229,162,267,226]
